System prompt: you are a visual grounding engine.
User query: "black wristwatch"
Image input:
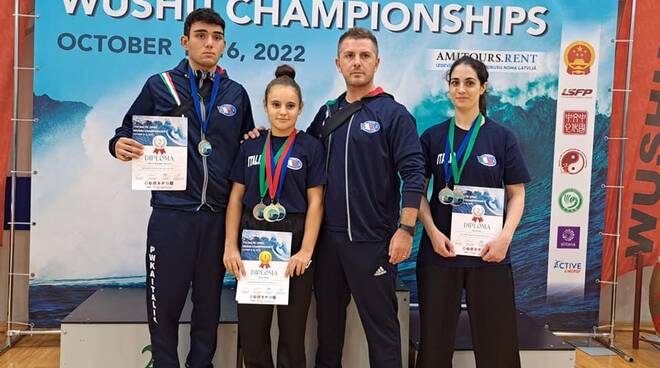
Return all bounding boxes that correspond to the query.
[398,223,416,237]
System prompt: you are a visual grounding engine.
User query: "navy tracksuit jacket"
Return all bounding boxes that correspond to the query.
[109,58,254,368]
[109,59,255,211]
[307,90,425,241]
[307,90,425,368]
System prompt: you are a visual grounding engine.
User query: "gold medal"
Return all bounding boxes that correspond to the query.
[263,204,280,223]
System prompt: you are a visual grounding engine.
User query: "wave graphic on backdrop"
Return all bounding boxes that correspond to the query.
[32,89,151,281]
[30,71,607,331]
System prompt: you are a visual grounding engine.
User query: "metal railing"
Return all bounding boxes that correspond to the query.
[3,0,60,352]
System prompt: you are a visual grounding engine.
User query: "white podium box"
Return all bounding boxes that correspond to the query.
[61,287,574,368]
[60,288,238,368]
[61,285,411,368]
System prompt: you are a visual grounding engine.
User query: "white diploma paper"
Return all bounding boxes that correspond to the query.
[131,115,187,191]
[450,185,505,257]
[236,229,292,305]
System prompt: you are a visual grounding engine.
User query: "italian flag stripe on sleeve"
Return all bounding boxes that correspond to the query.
[159,72,181,106]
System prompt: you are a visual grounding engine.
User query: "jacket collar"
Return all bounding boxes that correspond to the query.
[173,58,227,80]
[327,86,393,111]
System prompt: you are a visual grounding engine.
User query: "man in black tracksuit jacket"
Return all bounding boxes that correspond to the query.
[307,28,425,368]
[108,9,254,368]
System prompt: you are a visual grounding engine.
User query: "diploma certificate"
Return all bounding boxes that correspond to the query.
[131,115,187,191]
[236,229,292,305]
[450,185,505,257]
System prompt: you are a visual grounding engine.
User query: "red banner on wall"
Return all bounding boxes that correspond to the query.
[602,0,660,282]
[0,0,31,247]
[0,2,16,247]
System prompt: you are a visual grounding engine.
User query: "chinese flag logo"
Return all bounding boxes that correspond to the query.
[564,41,596,75]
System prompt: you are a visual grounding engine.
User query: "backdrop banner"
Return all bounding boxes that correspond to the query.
[31,0,617,331]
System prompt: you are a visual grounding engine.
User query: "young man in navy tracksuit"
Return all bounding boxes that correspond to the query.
[109,9,254,368]
[307,28,425,368]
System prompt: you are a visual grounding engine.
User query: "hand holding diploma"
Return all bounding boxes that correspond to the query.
[115,137,144,161]
[480,230,513,262]
[429,227,456,258]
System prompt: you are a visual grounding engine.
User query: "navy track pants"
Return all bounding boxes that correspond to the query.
[146,207,226,368]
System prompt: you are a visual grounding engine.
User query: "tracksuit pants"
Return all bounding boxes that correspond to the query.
[415,262,521,368]
[146,207,227,368]
[237,212,314,368]
[314,229,402,368]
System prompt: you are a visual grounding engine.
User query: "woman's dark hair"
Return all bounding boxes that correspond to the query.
[264,64,302,105]
[446,56,489,116]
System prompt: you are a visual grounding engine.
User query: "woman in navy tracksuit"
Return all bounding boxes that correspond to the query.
[416,56,530,368]
[224,65,325,368]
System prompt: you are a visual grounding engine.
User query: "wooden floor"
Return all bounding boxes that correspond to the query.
[0,332,657,367]
[573,332,659,368]
[0,334,60,368]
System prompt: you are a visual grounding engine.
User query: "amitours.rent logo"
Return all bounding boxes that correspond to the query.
[429,49,544,73]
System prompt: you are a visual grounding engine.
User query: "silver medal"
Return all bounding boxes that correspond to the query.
[438,186,454,205]
[198,139,212,157]
[252,201,266,221]
[451,188,465,206]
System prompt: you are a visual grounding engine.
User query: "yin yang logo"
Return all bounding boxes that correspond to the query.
[559,149,587,175]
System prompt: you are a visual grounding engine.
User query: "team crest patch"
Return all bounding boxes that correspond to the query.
[360,121,380,133]
[287,157,303,170]
[477,154,497,167]
[217,104,237,116]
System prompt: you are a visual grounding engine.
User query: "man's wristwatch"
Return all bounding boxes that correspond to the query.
[398,223,416,237]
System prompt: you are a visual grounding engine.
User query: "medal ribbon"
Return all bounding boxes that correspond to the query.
[259,134,285,199]
[443,114,484,186]
[187,64,221,136]
[272,133,296,200]
[259,130,296,200]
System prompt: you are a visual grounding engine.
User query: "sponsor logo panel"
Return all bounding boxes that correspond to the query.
[558,188,583,213]
[557,226,581,249]
[563,110,588,135]
[559,149,587,175]
[564,41,596,76]
[428,49,545,73]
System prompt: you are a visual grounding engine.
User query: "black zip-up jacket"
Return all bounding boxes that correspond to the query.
[109,59,255,211]
[307,91,425,242]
